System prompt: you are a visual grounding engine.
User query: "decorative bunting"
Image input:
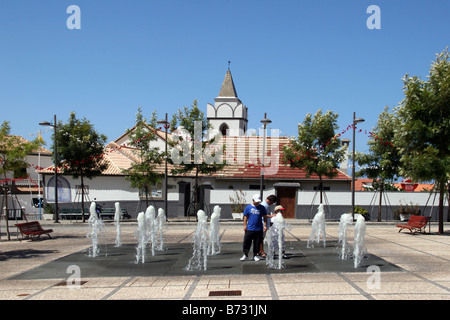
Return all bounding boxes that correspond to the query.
[3,122,397,181]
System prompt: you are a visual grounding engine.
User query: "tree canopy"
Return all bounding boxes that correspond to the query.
[122,107,163,207]
[396,48,450,233]
[169,99,225,214]
[0,121,41,239]
[282,109,347,203]
[354,106,402,221]
[54,112,107,222]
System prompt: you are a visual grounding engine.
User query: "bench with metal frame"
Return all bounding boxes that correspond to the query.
[15,221,53,241]
[396,215,431,234]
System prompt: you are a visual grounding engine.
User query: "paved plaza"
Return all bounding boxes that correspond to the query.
[0,219,449,301]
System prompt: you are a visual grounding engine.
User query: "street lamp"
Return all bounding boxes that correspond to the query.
[157,113,169,220]
[351,112,365,220]
[260,113,272,200]
[39,114,59,223]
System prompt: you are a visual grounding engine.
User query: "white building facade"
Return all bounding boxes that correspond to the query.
[33,68,446,221]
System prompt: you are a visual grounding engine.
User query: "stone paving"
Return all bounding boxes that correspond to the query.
[0,219,449,301]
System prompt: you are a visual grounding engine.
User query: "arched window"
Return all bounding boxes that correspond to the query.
[47,175,71,202]
[219,123,229,136]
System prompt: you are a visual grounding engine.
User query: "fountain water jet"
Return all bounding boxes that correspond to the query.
[186,210,208,271]
[208,205,221,255]
[135,212,147,263]
[338,213,353,259]
[265,220,276,269]
[156,208,166,251]
[145,206,156,256]
[353,214,367,268]
[87,202,104,257]
[271,212,287,269]
[114,202,122,247]
[307,204,326,248]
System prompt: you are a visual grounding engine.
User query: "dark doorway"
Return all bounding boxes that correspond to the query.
[177,181,191,217]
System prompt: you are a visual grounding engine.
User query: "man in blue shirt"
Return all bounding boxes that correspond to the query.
[240,194,268,262]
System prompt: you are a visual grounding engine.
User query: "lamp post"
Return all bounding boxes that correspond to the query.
[351,112,365,220]
[260,113,272,201]
[157,113,169,220]
[39,114,59,223]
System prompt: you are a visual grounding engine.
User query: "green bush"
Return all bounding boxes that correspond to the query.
[354,206,370,221]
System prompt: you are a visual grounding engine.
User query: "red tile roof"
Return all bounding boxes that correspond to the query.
[39,135,351,181]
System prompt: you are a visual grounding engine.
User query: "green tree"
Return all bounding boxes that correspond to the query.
[396,48,450,234]
[55,112,107,222]
[169,99,225,214]
[0,121,41,239]
[122,107,163,208]
[354,106,402,221]
[282,109,347,203]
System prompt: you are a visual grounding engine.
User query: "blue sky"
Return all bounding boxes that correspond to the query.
[1,0,449,154]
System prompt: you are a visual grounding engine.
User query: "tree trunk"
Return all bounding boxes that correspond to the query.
[438,180,445,234]
[378,181,383,222]
[145,185,149,208]
[81,176,86,223]
[194,168,199,213]
[2,178,11,240]
[2,188,10,241]
[447,182,450,223]
[319,176,323,204]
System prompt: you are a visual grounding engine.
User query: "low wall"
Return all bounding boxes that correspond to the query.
[207,190,447,221]
[23,189,447,222]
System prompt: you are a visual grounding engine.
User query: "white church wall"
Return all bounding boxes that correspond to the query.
[296,191,435,207]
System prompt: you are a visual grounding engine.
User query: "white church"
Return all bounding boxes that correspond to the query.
[207,67,248,137]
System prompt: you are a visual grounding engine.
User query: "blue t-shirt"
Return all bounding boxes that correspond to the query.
[243,204,267,231]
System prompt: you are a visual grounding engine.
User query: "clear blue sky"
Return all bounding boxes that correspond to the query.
[1,0,449,153]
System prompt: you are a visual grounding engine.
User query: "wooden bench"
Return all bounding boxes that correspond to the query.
[396,215,430,234]
[15,221,53,241]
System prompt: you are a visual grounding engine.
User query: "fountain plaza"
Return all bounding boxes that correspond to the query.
[0,206,449,302]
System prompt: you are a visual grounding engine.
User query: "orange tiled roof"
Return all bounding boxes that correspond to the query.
[212,136,350,181]
[1,135,51,154]
[39,135,351,181]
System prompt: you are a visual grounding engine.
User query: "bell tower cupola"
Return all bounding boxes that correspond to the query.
[207,64,248,136]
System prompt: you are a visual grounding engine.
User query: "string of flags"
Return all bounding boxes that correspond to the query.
[1,127,166,185]
[284,124,395,165]
[0,176,39,187]
[2,122,397,184]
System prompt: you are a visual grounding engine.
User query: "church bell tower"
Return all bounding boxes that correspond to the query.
[207,66,248,136]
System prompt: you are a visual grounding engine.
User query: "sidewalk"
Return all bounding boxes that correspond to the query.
[0,219,449,300]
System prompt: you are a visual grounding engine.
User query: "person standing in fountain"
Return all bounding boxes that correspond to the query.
[240,194,268,262]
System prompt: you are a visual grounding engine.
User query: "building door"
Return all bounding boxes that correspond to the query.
[177,181,191,217]
[275,187,297,219]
